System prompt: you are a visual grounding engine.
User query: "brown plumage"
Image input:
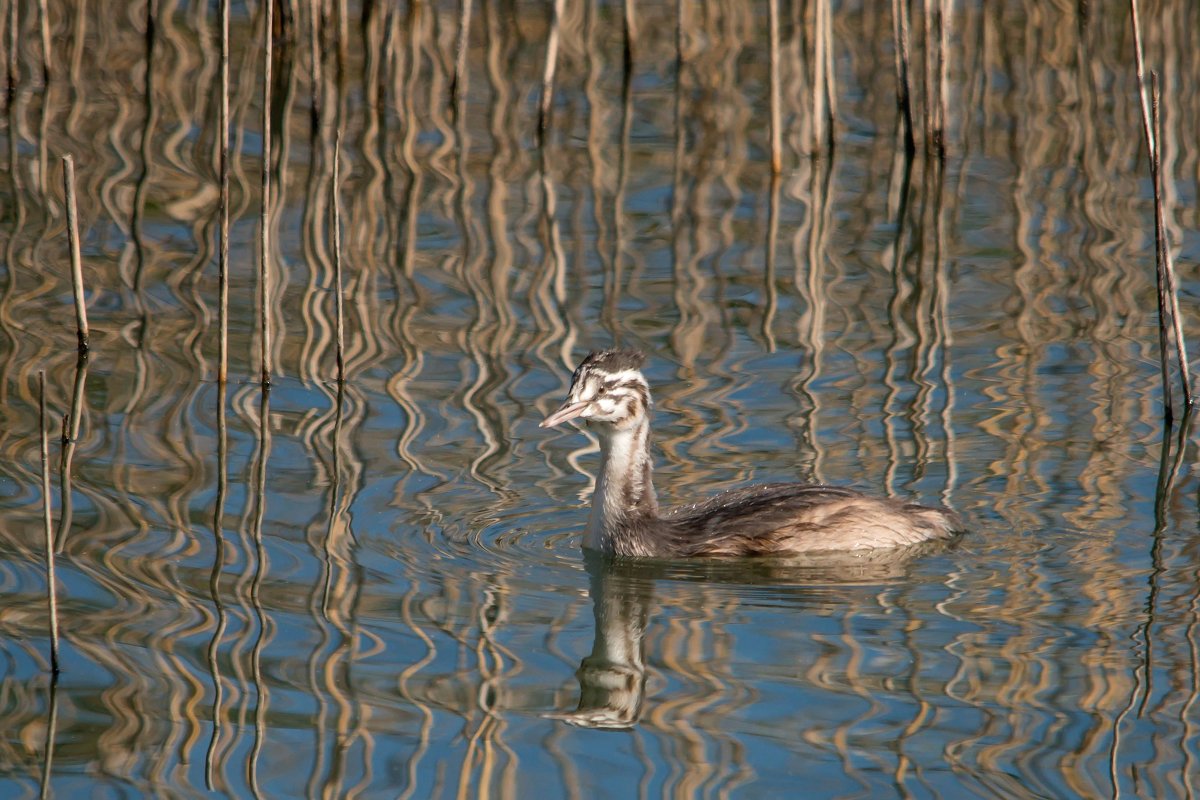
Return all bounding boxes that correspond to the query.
[541,350,963,558]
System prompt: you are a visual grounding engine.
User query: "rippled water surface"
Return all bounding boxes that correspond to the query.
[3,1,1200,797]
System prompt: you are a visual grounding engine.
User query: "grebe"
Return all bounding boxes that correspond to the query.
[540,350,962,558]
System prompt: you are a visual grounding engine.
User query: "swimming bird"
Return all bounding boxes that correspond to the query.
[540,350,962,558]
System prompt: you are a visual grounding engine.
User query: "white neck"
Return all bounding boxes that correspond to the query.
[584,418,658,552]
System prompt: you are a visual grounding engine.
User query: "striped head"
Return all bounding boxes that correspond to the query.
[541,350,652,432]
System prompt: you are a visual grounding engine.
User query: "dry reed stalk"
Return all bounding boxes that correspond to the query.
[54,353,86,554]
[38,667,59,799]
[39,371,60,675]
[332,131,346,383]
[218,0,230,385]
[768,0,782,174]
[1130,0,1192,417]
[1151,75,1191,408]
[260,0,274,386]
[62,155,89,353]
[537,0,565,148]
[205,368,228,790]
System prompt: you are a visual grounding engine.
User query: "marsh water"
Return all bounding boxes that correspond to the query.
[3,1,1200,797]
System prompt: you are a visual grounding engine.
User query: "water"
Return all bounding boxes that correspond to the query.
[3,1,1200,797]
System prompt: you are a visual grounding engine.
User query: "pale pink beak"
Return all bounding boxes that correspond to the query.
[540,400,590,428]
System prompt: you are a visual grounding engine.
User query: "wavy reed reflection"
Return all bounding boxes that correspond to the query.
[1,1,1200,797]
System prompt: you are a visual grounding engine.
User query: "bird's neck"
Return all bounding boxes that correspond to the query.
[585,416,659,553]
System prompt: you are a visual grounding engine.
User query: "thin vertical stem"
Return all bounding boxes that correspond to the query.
[218,0,230,384]
[62,155,89,353]
[1152,74,1191,406]
[54,353,87,554]
[1131,0,1190,417]
[39,371,60,675]
[260,0,274,385]
[768,0,782,174]
[332,131,345,384]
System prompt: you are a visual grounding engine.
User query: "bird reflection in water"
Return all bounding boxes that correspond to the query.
[550,544,957,730]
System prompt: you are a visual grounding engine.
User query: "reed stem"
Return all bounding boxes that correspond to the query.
[259,0,274,386]
[218,0,230,385]
[1151,74,1191,407]
[62,155,89,353]
[39,371,60,675]
[332,131,345,384]
[1130,0,1191,417]
[767,0,782,174]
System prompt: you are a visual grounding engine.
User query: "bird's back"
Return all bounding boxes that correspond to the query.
[656,483,962,557]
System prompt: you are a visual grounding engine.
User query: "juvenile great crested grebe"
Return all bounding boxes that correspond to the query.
[540,350,963,558]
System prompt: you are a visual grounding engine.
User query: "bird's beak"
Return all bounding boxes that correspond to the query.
[540,400,589,428]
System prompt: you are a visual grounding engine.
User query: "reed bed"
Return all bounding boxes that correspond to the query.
[1,2,1199,796]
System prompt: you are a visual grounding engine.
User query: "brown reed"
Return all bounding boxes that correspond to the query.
[332,131,346,384]
[1151,76,1191,409]
[767,0,782,174]
[39,371,60,675]
[62,155,89,353]
[54,353,87,555]
[259,0,274,386]
[1130,0,1192,418]
[218,0,230,385]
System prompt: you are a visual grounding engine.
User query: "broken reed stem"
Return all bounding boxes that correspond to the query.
[1152,74,1191,406]
[62,155,89,353]
[259,0,274,386]
[54,353,87,555]
[218,0,230,385]
[536,0,565,148]
[39,372,60,675]
[332,131,345,384]
[1130,0,1191,417]
[767,0,781,174]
